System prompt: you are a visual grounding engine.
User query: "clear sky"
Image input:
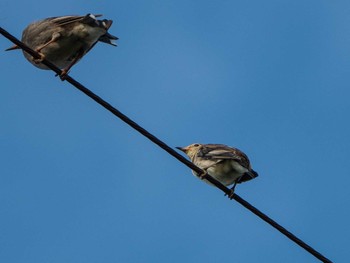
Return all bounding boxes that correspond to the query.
[1,1,349,262]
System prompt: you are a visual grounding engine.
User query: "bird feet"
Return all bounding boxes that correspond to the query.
[224,181,238,199]
[59,69,69,80]
[225,189,235,200]
[198,171,208,180]
[55,69,70,81]
[32,51,46,64]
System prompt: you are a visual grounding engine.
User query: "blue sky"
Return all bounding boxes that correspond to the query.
[1,1,349,262]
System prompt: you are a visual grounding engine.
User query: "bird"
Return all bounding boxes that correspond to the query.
[177,143,258,198]
[5,14,118,79]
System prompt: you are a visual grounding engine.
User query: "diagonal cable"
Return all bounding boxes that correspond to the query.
[0,27,333,263]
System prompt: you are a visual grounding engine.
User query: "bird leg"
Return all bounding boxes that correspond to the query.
[58,49,85,80]
[225,176,242,199]
[35,32,61,53]
[227,182,238,199]
[33,32,61,64]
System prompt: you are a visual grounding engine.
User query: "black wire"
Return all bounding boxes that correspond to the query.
[0,27,333,263]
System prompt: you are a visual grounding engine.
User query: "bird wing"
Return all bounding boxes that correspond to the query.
[49,14,103,27]
[198,144,251,169]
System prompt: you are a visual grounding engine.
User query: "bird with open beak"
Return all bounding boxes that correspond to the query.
[177,143,258,197]
[5,14,118,79]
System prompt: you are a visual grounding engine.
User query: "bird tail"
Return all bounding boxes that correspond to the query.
[238,169,258,183]
[99,32,118,46]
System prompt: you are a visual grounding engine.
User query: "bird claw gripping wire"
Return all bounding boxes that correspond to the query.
[225,190,235,200]
[224,185,236,200]
[198,170,208,180]
[32,51,46,64]
[54,69,70,81]
[58,69,69,80]
[224,177,242,199]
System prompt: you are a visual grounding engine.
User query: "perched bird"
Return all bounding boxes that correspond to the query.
[5,14,118,79]
[177,143,258,197]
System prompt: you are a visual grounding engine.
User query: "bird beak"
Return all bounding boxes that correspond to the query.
[5,45,20,51]
[176,146,186,153]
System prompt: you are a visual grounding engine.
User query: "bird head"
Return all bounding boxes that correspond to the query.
[176,143,202,159]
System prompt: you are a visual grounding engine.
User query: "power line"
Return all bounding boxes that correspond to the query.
[0,27,333,263]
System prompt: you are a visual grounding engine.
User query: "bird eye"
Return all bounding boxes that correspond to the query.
[193,144,200,147]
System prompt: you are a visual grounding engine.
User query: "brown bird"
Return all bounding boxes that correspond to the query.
[5,14,118,79]
[177,143,258,197]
